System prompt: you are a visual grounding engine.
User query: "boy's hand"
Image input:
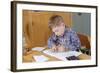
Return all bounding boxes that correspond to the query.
[51,45,57,52]
[57,45,65,52]
[51,45,69,52]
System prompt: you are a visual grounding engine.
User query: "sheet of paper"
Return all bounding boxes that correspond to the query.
[43,49,82,61]
[32,47,45,51]
[33,55,49,62]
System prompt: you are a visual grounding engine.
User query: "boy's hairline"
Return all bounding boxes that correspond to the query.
[48,15,64,28]
[49,21,65,29]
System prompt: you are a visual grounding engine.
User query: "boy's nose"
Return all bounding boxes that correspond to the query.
[55,30,58,32]
[55,29,59,32]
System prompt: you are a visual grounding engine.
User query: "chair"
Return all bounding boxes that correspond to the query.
[77,33,91,49]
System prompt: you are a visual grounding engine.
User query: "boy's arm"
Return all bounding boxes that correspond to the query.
[67,30,81,51]
[48,37,55,49]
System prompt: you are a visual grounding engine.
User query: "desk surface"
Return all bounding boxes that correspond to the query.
[23,50,91,63]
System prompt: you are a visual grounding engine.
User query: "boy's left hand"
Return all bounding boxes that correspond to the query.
[57,45,66,52]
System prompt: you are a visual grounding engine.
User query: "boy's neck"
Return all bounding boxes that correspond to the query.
[56,31,65,37]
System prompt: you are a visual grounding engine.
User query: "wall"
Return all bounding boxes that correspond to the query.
[72,13,91,36]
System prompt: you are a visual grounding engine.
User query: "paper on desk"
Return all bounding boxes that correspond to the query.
[43,49,82,61]
[33,55,49,62]
[32,47,45,51]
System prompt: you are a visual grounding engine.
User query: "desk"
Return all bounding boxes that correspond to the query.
[23,49,91,63]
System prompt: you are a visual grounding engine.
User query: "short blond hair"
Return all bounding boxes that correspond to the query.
[48,15,64,28]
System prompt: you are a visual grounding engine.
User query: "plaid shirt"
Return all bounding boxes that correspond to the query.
[48,27,81,51]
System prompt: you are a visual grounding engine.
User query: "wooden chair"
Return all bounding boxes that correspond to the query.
[77,33,91,49]
[77,33,91,55]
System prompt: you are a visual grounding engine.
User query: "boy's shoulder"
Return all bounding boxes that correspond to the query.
[49,28,77,40]
[49,33,56,40]
[65,28,76,34]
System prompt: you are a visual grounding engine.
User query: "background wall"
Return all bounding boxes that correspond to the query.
[72,13,91,36]
[0,0,99,73]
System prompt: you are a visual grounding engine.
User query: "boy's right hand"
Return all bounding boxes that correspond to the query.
[51,45,57,52]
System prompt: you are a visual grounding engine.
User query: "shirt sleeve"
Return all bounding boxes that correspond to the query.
[47,37,55,49]
[66,29,81,51]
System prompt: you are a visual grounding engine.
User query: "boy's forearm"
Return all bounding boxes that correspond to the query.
[48,39,55,49]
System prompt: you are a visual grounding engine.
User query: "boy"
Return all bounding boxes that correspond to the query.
[48,15,81,52]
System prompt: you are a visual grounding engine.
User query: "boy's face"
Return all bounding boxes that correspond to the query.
[52,22,65,36]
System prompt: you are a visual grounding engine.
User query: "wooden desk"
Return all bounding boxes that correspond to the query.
[23,50,91,63]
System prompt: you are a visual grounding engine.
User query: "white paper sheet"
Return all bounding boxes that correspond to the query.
[43,49,82,61]
[33,55,49,62]
[32,47,45,51]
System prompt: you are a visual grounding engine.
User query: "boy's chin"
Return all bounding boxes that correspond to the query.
[56,33,63,36]
[56,34,61,36]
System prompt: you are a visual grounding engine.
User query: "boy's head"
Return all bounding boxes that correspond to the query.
[49,15,65,36]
